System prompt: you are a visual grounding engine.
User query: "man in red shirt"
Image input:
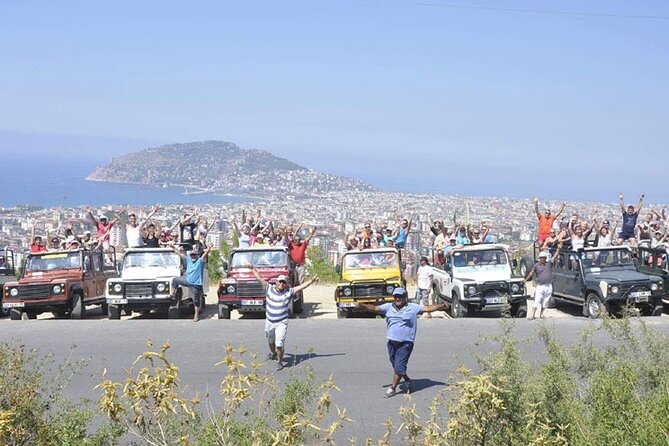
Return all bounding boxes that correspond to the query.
[534,197,566,243]
[30,236,47,253]
[87,207,119,250]
[286,226,316,284]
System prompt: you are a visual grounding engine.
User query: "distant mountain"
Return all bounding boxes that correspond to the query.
[87,140,377,197]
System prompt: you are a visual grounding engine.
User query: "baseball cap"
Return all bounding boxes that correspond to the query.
[99,214,107,220]
[392,287,407,297]
[276,274,288,283]
[539,251,549,258]
[84,230,92,235]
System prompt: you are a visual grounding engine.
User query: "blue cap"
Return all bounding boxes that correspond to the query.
[392,287,406,296]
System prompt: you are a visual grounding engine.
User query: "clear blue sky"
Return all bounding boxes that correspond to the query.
[1,0,667,201]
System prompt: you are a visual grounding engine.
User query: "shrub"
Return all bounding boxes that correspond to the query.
[306,246,339,283]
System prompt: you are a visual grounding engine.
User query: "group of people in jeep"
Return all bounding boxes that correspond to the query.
[534,193,669,255]
[343,215,414,252]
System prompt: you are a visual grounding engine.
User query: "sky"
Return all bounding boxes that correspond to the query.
[0,0,668,202]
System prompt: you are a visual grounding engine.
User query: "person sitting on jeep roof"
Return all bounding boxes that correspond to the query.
[30,235,47,253]
[87,208,119,250]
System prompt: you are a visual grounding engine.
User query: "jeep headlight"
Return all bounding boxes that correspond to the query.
[511,283,520,293]
[386,285,394,294]
[651,283,659,291]
[9,288,18,297]
[343,287,352,297]
[610,286,619,294]
[226,285,236,294]
[156,283,167,293]
[467,286,477,296]
[113,283,123,294]
[52,285,62,294]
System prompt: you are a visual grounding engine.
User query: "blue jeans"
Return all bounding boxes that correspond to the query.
[387,340,414,376]
[171,277,204,309]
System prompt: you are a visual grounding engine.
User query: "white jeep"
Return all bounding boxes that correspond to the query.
[432,244,528,318]
[105,248,192,319]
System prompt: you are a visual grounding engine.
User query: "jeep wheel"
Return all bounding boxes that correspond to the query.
[651,304,664,317]
[451,294,467,318]
[585,293,605,319]
[292,296,304,314]
[100,302,109,316]
[51,310,68,319]
[108,305,121,320]
[70,293,85,320]
[337,307,350,319]
[511,303,527,318]
[218,304,231,319]
[9,309,22,320]
[22,311,36,320]
[167,301,181,319]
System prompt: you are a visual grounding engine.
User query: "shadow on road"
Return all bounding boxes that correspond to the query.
[283,351,346,367]
[383,378,447,394]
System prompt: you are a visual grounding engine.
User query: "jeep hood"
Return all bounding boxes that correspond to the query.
[453,269,512,283]
[588,269,656,284]
[342,268,401,283]
[121,266,181,281]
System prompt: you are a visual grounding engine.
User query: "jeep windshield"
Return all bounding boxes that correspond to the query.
[580,249,635,272]
[26,252,81,271]
[343,252,398,269]
[123,252,182,269]
[231,251,288,268]
[451,249,510,273]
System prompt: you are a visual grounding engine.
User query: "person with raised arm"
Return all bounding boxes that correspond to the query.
[125,204,160,248]
[287,225,316,285]
[87,207,119,250]
[619,193,644,244]
[534,197,566,244]
[523,242,562,320]
[248,265,319,371]
[170,244,212,322]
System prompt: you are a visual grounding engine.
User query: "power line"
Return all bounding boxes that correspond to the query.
[361,0,669,21]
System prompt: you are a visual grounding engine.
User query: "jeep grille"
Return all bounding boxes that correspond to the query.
[17,284,51,299]
[480,282,509,293]
[353,284,386,298]
[124,283,154,299]
[237,282,265,298]
[621,285,650,297]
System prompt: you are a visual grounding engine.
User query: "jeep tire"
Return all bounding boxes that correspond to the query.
[218,304,231,320]
[100,301,109,316]
[337,307,350,319]
[292,296,304,314]
[70,293,85,320]
[585,293,605,319]
[9,309,22,320]
[108,304,121,320]
[167,301,181,319]
[511,302,527,318]
[451,294,467,318]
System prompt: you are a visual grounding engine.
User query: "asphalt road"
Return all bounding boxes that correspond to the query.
[3,315,669,443]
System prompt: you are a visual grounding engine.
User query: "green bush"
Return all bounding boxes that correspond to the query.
[306,246,339,283]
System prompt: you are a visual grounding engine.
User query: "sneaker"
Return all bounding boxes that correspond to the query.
[384,387,396,398]
[267,352,277,361]
[527,316,535,320]
[540,314,546,319]
[276,361,284,371]
[193,314,200,322]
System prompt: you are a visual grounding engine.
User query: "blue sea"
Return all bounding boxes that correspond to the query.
[2,153,253,208]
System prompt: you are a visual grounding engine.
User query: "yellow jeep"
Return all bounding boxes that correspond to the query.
[334,248,404,318]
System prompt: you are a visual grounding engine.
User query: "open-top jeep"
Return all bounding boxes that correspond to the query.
[2,248,117,320]
[432,244,528,318]
[334,248,404,319]
[217,247,301,319]
[105,248,192,319]
[552,246,664,318]
[0,246,16,317]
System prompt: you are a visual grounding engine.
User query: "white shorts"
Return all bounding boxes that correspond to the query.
[534,284,553,309]
[265,319,288,348]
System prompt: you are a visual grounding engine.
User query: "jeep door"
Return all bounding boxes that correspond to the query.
[552,252,583,303]
[82,252,96,302]
[92,251,106,298]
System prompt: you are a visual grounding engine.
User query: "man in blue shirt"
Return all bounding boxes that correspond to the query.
[171,244,211,321]
[357,288,448,397]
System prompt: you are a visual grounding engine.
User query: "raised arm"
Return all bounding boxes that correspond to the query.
[637,194,645,214]
[406,215,413,233]
[171,245,185,260]
[139,205,160,229]
[87,207,99,227]
[248,265,267,289]
[554,202,567,219]
[294,222,304,236]
[206,217,218,232]
[202,245,212,261]
[619,193,626,214]
[533,197,541,220]
[551,243,563,264]
[422,302,448,313]
[305,226,317,244]
[356,302,384,315]
[292,275,319,294]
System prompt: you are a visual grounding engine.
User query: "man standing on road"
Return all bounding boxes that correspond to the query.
[523,243,562,320]
[287,225,316,285]
[248,266,319,371]
[416,256,434,319]
[357,288,447,398]
[171,244,211,322]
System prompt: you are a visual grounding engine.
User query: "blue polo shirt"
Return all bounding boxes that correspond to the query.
[186,257,205,286]
[379,302,424,342]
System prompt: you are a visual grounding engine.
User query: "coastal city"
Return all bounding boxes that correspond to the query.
[0,190,632,272]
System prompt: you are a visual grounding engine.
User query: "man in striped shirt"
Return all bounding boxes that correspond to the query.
[249,266,319,371]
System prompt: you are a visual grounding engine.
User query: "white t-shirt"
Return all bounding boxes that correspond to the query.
[417,265,433,290]
[126,224,144,248]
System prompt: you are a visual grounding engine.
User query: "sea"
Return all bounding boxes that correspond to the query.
[2,152,253,208]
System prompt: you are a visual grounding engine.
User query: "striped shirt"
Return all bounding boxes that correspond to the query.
[265,284,294,323]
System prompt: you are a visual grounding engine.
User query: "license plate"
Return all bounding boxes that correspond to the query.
[630,291,651,298]
[635,296,649,303]
[339,302,358,308]
[241,299,264,306]
[3,302,24,308]
[486,297,508,305]
[109,298,128,304]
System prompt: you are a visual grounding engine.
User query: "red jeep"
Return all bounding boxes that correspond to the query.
[2,248,118,320]
[217,247,303,319]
